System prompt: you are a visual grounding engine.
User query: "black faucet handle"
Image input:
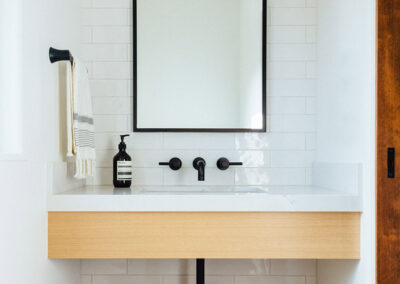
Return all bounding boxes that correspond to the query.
[217,157,243,170]
[159,157,182,171]
[193,157,206,181]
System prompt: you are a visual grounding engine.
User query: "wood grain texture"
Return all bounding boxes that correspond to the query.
[48,212,360,259]
[377,1,400,282]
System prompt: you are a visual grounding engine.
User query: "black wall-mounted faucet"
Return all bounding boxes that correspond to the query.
[216,158,243,170]
[159,157,182,171]
[193,157,206,181]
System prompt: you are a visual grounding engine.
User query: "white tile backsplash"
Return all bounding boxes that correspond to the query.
[81,259,316,284]
[270,260,316,276]
[236,276,306,284]
[81,9,128,26]
[80,0,317,188]
[205,259,269,275]
[81,259,127,275]
[92,275,162,284]
[270,8,317,25]
[128,259,195,275]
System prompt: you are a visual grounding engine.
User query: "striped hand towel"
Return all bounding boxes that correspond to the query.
[66,59,96,178]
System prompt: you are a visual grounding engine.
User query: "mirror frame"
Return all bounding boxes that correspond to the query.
[132,0,267,132]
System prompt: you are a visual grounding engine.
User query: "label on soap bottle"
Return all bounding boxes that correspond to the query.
[117,161,132,181]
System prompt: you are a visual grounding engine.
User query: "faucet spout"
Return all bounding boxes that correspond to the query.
[193,157,206,181]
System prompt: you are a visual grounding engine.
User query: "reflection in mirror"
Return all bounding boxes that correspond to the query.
[134,0,266,131]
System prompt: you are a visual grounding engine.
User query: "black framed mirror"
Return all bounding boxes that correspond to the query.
[133,0,266,132]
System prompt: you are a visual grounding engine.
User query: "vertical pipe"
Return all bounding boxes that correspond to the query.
[196,259,205,284]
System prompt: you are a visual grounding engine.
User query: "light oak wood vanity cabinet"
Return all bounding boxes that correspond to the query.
[48,212,360,259]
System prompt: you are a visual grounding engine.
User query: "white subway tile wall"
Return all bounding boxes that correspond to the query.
[80,0,317,187]
[80,0,318,281]
[81,259,316,284]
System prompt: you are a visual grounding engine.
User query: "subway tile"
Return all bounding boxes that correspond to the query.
[82,44,127,61]
[268,80,316,97]
[269,44,316,61]
[235,133,305,150]
[267,26,306,43]
[205,259,269,275]
[94,115,128,132]
[270,151,314,167]
[306,62,317,78]
[306,26,316,43]
[94,167,112,185]
[305,167,313,185]
[163,276,234,284]
[92,0,132,8]
[126,132,164,150]
[164,168,235,186]
[306,276,316,284]
[81,27,92,43]
[305,98,316,114]
[133,168,164,185]
[198,150,270,168]
[93,27,132,43]
[128,259,195,275]
[81,259,127,275]
[90,80,128,97]
[235,276,305,284]
[268,0,306,7]
[306,0,317,7]
[268,62,306,79]
[269,115,315,132]
[235,168,306,186]
[205,276,235,284]
[93,62,131,79]
[268,97,306,114]
[163,276,195,284]
[270,260,316,276]
[92,97,132,115]
[95,133,119,150]
[96,150,114,167]
[81,0,91,8]
[92,275,162,284]
[305,133,316,150]
[163,133,235,150]
[81,275,92,284]
[81,9,128,26]
[270,8,316,25]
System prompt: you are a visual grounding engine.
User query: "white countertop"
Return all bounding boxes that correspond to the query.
[47,185,362,212]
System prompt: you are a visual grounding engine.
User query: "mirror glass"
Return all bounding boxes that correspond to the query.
[134,0,266,131]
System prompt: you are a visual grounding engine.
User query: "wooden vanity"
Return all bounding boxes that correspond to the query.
[48,212,360,259]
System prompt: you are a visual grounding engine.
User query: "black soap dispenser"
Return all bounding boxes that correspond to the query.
[113,134,132,188]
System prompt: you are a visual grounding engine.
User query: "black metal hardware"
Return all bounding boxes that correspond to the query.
[388,148,395,178]
[193,157,206,181]
[49,47,74,64]
[196,259,205,284]
[216,157,243,170]
[132,0,267,133]
[159,157,182,171]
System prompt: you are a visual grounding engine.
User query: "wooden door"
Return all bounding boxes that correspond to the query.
[377,0,400,282]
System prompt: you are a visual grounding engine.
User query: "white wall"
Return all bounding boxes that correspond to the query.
[0,0,81,283]
[315,0,376,283]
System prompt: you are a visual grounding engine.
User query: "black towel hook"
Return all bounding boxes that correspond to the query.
[49,47,74,64]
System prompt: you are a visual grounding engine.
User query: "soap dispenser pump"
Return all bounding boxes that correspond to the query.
[113,134,132,188]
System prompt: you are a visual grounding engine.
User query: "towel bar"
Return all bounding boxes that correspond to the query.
[49,47,73,64]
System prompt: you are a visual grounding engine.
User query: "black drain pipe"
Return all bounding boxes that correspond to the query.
[196,259,205,284]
